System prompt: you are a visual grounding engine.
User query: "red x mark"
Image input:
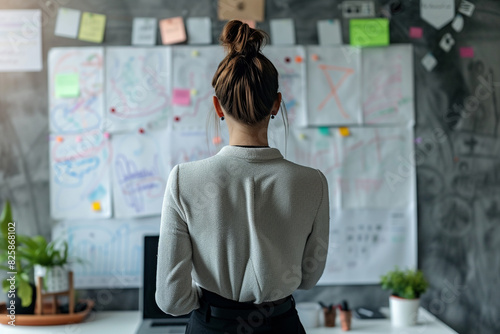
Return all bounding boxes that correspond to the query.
[317,64,355,119]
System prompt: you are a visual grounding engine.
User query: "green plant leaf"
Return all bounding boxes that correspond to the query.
[0,200,13,243]
[17,278,33,307]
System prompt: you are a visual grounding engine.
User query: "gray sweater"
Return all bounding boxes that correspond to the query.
[155,145,330,316]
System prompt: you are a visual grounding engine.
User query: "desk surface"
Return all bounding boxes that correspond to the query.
[1,308,457,334]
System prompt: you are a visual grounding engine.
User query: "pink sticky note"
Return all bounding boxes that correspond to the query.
[172,89,191,106]
[160,17,186,45]
[409,27,423,39]
[460,47,474,58]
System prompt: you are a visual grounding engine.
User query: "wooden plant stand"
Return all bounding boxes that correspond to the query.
[35,271,74,315]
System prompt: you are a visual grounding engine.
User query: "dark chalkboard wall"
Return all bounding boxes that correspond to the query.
[1,1,499,333]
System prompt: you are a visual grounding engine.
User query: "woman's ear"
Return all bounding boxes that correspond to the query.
[213,96,224,118]
[272,93,282,116]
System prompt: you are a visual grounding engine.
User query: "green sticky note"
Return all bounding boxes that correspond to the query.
[78,12,107,43]
[55,73,80,98]
[318,127,330,136]
[350,18,389,47]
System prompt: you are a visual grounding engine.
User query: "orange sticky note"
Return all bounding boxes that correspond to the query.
[339,127,350,137]
[92,201,101,211]
[160,17,186,45]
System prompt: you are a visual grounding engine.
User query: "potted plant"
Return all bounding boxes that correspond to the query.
[380,266,428,327]
[0,200,37,314]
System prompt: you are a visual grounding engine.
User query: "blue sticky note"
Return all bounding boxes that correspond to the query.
[319,127,330,135]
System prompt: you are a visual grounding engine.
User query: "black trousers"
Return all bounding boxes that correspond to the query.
[185,289,307,334]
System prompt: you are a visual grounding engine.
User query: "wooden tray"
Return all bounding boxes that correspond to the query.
[0,299,94,326]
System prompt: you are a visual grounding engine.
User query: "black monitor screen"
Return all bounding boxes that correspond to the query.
[143,235,190,319]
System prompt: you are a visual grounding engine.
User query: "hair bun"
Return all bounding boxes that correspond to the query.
[220,20,267,56]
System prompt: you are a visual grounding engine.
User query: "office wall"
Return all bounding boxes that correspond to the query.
[0,0,499,333]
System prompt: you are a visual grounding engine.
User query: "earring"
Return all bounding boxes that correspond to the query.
[271,115,275,119]
[220,116,225,121]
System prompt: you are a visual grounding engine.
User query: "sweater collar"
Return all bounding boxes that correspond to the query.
[217,145,283,161]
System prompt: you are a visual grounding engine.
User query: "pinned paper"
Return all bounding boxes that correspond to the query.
[160,17,187,45]
[339,127,350,137]
[218,0,265,22]
[132,17,157,46]
[186,17,212,44]
[420,0,454,30]
[55,73,80,98]
[451,14,464,32]
[458,0,475,17]
[317,20,342,46]
[172,89,191,106]
[409,27,423,39]
[270,19,296,45]
[319,127,330,136]
[55,8,81,38]
[439,33,455,52]
[421,53,437,71]
[350,19,389,47]
[78,12,107,43]
[92,201,102,211]
[212,136,222,145]
[460,47,474,58]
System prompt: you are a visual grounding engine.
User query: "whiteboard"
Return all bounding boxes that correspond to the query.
[110,129,170,218]
[48,47,104,134]
[49,130,112,220]
[105,47,171,132]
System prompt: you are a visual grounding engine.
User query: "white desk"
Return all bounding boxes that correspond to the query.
[1,308,457,334]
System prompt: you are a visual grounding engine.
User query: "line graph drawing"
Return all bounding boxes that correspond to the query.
[106,47,171,132]
[50,130,112,220]
[307,46,362,126]
[362,45,414,125]
[48,48,104,134]
[111,130,170,218]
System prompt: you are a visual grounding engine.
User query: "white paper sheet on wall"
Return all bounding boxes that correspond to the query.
[0,10,42,72]
[171,46,225,127]
[52,217,160,288]
[306,46,362,126]
[262,46,307,127]
[48,47,105,134]
[131,18,158,46]
[105,47,171,132]
[50,130,112,220]
[110,130,170,218]
[362,45,414,125]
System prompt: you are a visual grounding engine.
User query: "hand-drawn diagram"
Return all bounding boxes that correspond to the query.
[111,130,170,218]
[362,45,414,125]
[171,46,225,127]
[52,217,160,288]
[50,130,111,219]
[48,48,104,134]
[105,47,171,132]
[262,46,307,127]
[307,46,362,126]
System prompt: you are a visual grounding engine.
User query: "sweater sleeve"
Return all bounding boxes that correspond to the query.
[298,170,330,289]
[155,165,200,316]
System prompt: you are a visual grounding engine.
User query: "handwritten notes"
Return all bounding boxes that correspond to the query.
[132,18,157,45]
[350,19,389,47]
[159,17,186,45]
[55,8,81,39]
[186,17,212,44]
[79,12,107,43]
[0,10,42,72]
[55,73,80,98]
[218,0,265,22]
[317,20,342,46]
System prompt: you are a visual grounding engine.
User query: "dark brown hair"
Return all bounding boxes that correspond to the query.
[212,20,279,125]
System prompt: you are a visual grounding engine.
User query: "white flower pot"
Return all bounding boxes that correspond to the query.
[389,295,420,327]
[34,265,69,293]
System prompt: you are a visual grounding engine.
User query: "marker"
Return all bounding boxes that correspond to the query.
[341,300,349,311]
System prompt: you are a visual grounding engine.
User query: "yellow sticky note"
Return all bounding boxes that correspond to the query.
[350,18,389,47]
[92,201,101,211]
[55,73,80,98]
[339,127,350,137]
[78,12,107,43]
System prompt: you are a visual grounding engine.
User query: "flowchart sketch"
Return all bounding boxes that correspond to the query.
[318,208,417,285]
[171,46,225,127]
[52,217,160,288]
[307,46,362,126]
[362,45,414,125]
[50,130,111,220]
[262,46,307,127]
[48,47,104,134]
[336,126,415,209]
[111,130,170,218]
[105,47,171,132]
